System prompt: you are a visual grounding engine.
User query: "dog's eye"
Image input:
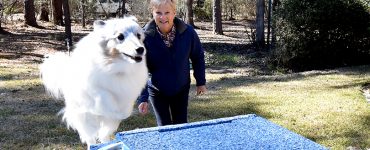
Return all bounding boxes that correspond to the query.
[117,34,125,41]
[136,33,141,40]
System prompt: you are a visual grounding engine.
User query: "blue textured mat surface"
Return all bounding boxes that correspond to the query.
[91,114,326,150]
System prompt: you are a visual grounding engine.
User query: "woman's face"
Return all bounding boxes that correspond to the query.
[152,3,176,34]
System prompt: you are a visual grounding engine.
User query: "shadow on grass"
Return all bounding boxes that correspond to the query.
[189,92,278,122]
[0,85,83,149]
[304,114,370,148]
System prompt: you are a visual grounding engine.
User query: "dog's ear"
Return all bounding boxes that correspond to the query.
[93,20,106,31]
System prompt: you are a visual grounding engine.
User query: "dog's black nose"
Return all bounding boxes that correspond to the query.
[136,47,144,55]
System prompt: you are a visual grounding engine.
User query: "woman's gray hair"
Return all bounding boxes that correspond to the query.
[150,0,177,11]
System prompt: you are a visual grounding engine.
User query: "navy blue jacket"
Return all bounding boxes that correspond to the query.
[137,18,206,103]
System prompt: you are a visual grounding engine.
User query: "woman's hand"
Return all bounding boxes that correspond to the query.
[196,85,207,95]
[138,102,149,115]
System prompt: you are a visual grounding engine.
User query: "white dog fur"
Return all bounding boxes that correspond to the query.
[40,16,148,146]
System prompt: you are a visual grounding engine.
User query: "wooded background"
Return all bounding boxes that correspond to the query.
[0,0,369,71]
[0,0,273,45]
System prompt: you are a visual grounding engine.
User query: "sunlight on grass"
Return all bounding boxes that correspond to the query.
[0,64,38,78]
[2,78,42,90]
[215,54,241,65]
[190,66,370,149]
[0,65,41,90]
[206,52,244,66]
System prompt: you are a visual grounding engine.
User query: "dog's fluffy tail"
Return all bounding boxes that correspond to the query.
[40,52,70,99]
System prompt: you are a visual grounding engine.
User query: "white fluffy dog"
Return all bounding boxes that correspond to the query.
[40,16,148,146]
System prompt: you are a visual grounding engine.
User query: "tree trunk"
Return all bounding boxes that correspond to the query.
[0,1,3,31]
[0,0,9,34]
[213,0,223,35]
[120,0,126,17]
[229,7,234,20]
[271,0,281,47]
[63,0,73,51]
[185,0,195,27]
[52,0,64,26]
[81,0,86,27]
[39,2,49,21]
[24,0,38,27]
[267,0,272,49]
[256,0,265,48]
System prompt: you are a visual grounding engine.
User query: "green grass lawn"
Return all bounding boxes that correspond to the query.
[1,62,369,149]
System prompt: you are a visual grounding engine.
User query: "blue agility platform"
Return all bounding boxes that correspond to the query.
[91,114,326,150]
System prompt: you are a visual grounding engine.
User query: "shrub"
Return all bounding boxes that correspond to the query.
[270,0,370,71]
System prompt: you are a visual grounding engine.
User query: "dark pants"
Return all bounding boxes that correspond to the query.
[149,86,190,126]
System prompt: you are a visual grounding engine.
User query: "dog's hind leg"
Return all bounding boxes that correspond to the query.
[97,117,121,143]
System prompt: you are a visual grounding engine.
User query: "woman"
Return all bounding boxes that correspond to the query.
[137,0,207,126]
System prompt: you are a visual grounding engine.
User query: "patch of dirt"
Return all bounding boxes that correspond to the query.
[0,21,91,63]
